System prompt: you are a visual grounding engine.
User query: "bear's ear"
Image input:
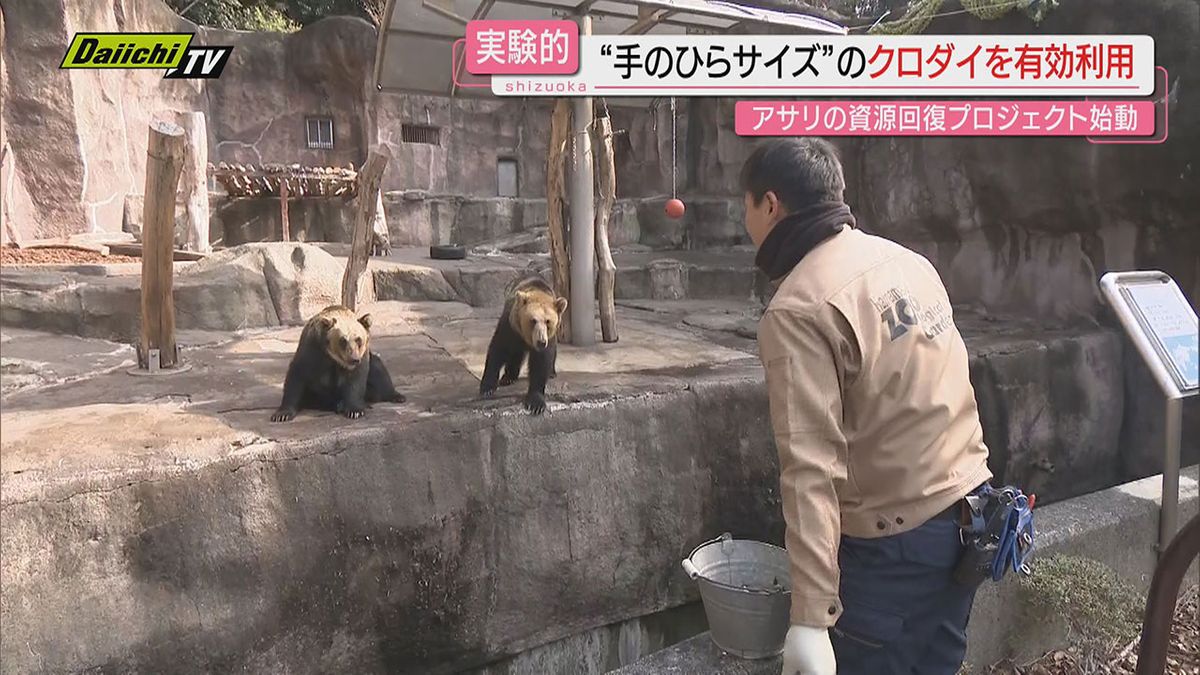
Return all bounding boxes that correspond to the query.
[317,315,336,332]
[358,313,372,330]
[554,296,568,315]
[514,290,531,306]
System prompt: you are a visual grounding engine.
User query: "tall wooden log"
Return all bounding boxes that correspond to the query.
[279,179,291,242]
[341,145,390,310]
[370,189,390,256]
[176,112,211,253]
[590,114,619,343]
[139,120,187,370]
[1,141,21,248]
[547,99,573,344]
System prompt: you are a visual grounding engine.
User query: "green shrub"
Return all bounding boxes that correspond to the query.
[1018,554,1145,649]
[166,0,387,31]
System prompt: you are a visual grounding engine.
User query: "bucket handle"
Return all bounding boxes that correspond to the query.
[681,532,734,580]
[681,558,699,579]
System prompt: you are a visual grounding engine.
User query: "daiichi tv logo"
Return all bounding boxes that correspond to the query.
[60,33,232,79]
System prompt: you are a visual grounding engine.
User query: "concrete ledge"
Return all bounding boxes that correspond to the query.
[611,466,1200,674]
[611,632,778,675]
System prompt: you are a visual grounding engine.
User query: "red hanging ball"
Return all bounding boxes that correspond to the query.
[665,198,686,219]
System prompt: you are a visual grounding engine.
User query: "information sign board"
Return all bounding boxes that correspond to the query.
[1100,271,1198,398]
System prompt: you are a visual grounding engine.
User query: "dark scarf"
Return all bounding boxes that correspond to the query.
[754,201,855,281]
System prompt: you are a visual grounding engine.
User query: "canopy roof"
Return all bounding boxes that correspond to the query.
[373,0,848,98]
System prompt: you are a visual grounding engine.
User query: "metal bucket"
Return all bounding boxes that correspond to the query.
[681,532,792,659]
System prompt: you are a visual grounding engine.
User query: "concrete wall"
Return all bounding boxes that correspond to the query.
[0,374,785,675]
[372,95,686,200]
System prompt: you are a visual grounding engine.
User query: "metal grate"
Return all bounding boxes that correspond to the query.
[401,124,441,145]
[306,117,335,149]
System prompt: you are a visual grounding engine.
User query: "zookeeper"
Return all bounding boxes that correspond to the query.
[741,137,999,675]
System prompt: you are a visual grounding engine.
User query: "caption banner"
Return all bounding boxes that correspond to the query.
[461,22,1160,139]
[737,100,1155,137]
[472,31,1155,97]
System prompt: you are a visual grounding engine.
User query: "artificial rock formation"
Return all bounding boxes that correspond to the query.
[2,0,374,243]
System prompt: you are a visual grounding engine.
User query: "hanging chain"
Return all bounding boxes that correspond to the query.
[670,97,677,198]
[570,116,577,165]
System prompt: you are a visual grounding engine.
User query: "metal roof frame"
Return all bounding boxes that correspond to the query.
[372,0,847,99]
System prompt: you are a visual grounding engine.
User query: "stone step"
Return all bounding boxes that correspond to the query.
[0,244,763,340]
[369,247,763,306]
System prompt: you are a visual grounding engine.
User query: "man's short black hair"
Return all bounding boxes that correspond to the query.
[739,137,846,211]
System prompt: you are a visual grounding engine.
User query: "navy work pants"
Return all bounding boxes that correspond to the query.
[830,515,980,674]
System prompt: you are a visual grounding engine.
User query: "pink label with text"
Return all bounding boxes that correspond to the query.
[735,100,1155,136]
[466,20,579,75]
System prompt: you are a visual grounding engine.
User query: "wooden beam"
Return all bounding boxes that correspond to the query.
[176,112,211,253]
[591,113,619,343]
[1,141,22,248]
[138,120,187,371]
[623,7,669,35]
[279,179,290,242]
[422,0,470,24]
[341,145,390,310]
[546,99,573,344]
[370,189,391,257]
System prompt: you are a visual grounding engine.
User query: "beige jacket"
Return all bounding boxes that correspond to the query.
[757,226,992,628]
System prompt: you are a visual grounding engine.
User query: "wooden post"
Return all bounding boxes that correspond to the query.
[279,179,290,242]
[370,189,390,256]
[591,113,619,343]
[139,120,187,370]
[567,16,597,348]
[177,112,211,253]
[1,141,21,249]
[547,98,573,344]
[341,145,390,310]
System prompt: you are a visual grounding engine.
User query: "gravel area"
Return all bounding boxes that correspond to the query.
[984,586,1199,674]
[0,246,140,266]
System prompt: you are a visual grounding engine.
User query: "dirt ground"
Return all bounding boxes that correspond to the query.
[984,586,1199,674]
[0,246,140,266]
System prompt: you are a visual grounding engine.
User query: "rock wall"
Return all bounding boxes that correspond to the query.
[3,0,196,241]
[6,0,1197,315]
[1,0,373,244]
[685,0,1199,320]
[1,0,691,245]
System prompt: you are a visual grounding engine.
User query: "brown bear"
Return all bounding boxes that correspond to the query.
[271,305,406,422]
[479,274,568,415]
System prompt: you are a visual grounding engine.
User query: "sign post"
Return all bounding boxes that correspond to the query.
[1100,271,1199,555]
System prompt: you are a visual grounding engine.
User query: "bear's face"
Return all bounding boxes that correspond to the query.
[319,312,372,370]
[514,290,568,351]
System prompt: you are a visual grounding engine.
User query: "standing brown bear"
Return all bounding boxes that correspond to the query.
[479,274,568,415]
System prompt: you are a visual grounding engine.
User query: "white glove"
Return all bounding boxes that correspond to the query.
[780,624,836,675]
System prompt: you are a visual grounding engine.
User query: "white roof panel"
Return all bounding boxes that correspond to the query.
[373,0,847,97]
